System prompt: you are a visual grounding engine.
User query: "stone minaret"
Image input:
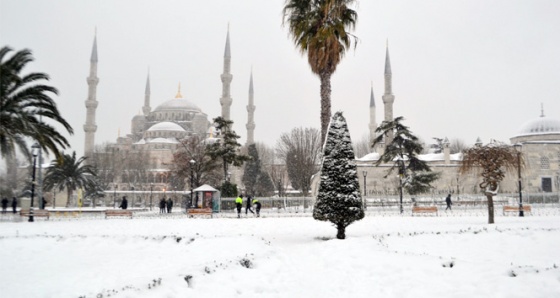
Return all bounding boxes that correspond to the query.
[368,83,377,144]
[84,33,99,158]
[246,70,256,145]
[382,42,395,146]
[142,71,151,116]
[220,27,233,120]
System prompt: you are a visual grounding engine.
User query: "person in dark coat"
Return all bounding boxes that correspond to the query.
[40,197,47,210]
[167,198,173,213]
[445,194,452,210]
[245,195,255,215]
[1,197,8,214]
[252,198,262,217]
[235,195,243,218]
[11,197,17,213]
[159,197,166,214]
[119,196,128,210]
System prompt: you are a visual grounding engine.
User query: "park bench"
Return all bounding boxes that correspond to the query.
[187,208,213,218]
[503,205,531,215]
[412,206,438,216]
[20,209,50,220]
[105,209,133,219]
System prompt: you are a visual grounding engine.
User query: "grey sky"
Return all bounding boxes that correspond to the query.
[1,0,559,159]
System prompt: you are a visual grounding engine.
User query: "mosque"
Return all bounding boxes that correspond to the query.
[81,27,559,205]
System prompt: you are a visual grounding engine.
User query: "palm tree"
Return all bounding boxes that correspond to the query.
[459,141,520,224]
[282,0,358,143]
[43,152,97,207]
[0,46,73,160]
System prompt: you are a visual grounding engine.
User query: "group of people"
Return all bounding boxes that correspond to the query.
[235,194,261,218]
[159,197,174,213]
[1,197,17,214]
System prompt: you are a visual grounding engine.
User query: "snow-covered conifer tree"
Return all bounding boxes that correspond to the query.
[313,111,364,239]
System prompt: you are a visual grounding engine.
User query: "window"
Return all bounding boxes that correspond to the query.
[542,177,552,192]
[540,157,550,170]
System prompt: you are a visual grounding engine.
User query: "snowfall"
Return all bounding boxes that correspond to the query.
[1,207,559,298]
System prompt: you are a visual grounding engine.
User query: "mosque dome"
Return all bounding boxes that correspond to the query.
[516,116,560,137]
[147,122,185,132]
[154,96,201,113]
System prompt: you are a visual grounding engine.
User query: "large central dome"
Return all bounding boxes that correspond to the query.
[154,98,202,112]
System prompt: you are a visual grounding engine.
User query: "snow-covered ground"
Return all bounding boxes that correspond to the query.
[1,209,559,298]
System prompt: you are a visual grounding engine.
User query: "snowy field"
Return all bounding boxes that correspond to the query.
[1,209,559,298]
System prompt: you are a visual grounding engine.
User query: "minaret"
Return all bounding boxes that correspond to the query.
[142,71,151,116]
[220,26,233,120]
[382,41,395,145]
[83,32,99,158]
[368,83,377,144]
[246,70,256,145]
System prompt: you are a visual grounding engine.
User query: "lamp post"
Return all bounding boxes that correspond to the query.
[29,143,40,222]
[190,159,195,208]
[150,183,153,211]
[362,171,368,210]
[514,143,524,217]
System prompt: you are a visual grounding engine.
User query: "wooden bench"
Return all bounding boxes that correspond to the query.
[105,209,133,219]
[503,205,531,215]
[412,206,438,216]
[187,208,213,218]
[20,209,50,220]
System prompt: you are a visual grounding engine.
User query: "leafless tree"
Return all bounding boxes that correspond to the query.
[353,133,371,159]
[276,127,322,195]
[172,135,221,190]
[449,138,467,154]
[459,140,520,224]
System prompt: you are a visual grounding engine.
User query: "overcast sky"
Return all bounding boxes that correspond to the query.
[1,0,559,159]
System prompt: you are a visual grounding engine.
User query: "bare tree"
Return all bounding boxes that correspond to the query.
[450,138,467,154]
[276,127,322,195]
[459,141,520,224]
[173,135,221,190]
[353,133,370,158]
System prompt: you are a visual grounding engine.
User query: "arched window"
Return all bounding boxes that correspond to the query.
[540,156,550,170]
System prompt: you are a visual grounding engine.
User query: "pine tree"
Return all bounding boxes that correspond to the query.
[206,117,250,181]
[372,116,440,213]
[242,144,261,195]
[313,111,364,239]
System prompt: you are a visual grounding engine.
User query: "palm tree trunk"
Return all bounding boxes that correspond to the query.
[336,222,346,239]
[319,70,332,144]
[66,189,72,208]
[486,194,495,224]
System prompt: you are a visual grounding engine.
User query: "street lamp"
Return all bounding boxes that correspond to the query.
[150,183,153,211]
[190,159,195,208]
[514,143,524,217]
[362,171,368,210]
[29,143,40,222]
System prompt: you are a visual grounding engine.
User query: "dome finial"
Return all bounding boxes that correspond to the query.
[175,82,183,99]
[540,103,545,117]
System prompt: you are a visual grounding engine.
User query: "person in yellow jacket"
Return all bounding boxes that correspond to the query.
[252,198,261,217]
[235,195,243,218]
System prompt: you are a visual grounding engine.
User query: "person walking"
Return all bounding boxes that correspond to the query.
[159,197,166,214]
[252,198,262,218]
[1,197,8,214]
[11,197,17,214]
[245,195,255,216]
[119,196,128,210]
[167,197,173,213]
[235,195,243,218]
[445,194,452,211]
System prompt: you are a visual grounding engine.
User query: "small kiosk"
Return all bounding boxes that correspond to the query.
[187,184,220,217]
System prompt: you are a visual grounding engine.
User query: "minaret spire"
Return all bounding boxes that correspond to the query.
[368,82,377,145]
[220,26,233,120]
[84,31,99,159]
[382,40,395,146]
[246,69,256,145]
[142,70,151,116]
